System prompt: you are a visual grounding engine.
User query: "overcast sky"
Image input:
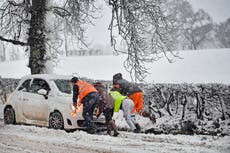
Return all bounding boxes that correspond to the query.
[86,0,230,47]
[187,0,230,23]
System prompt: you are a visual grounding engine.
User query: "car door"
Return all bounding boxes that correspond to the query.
[15,79,32,120]
[22,78,49,122]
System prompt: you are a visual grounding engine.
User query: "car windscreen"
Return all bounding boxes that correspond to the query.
[54,79,72,94]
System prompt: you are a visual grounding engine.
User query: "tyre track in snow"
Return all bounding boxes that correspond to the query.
[0,120,229,153]
[0,133,112,153]
[0,120,120,153]
[114,132,229,153]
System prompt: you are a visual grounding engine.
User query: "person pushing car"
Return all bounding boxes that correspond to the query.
[112,73,156,132]
[93,82,119,136]
[71,77,99,134]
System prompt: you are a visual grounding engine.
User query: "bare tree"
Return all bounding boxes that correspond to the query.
[215,18,230,48]
[163,0,193,50]
[0,42,6,61]
[151,84,176,116]
[0,0,175,80]
[108,0,175,81]
[0,0,98,74]
[182,9,213,50]
[164,0,215,50]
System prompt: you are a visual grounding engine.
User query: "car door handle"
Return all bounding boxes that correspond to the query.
[23,98,28,101]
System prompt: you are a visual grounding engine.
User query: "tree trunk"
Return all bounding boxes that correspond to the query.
[28,0,47,74]
[2,43,6,61]
[181,95,187,120]
[218,94,228,120]
[195,93,200,119]
[64,33,68,56]
[175,95,179,115]
[195,93,205,120]
[166,93,174,116]
[200,95,205,120]
[0,42,6,61]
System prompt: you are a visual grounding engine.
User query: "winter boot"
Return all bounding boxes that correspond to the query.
[133,129,139,133]
[109,120,119,136]
[107,122,112,135]
[113,129,119,137]
[134,123,141,133]
[87,122,98,134]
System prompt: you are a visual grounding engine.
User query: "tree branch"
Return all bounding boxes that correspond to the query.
[0,35,28,46]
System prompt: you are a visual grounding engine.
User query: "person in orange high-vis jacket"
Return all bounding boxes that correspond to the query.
[71,77,99,134]
[113,73,156,133]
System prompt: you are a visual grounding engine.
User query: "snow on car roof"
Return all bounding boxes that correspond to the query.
[21,74,72,81]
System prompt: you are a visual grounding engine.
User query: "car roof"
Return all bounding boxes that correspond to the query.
[21,74,72,81]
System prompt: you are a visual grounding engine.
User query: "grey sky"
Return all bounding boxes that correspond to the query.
[187,0,230,23]
[86,0,230,46]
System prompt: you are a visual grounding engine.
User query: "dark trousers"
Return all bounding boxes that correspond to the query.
[103,108,114,123]
[82,92,99,128]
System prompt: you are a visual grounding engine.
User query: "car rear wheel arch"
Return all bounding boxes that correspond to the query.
[4,105,16,124]
[49,110,64,130]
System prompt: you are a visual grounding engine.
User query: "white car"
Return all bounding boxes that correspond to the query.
[3,74,105,130]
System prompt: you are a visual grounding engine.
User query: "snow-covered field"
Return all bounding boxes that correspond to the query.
[0,49,230,84]
[1,49,230,153]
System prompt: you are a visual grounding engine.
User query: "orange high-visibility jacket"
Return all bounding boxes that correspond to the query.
[129,91,143,114]
[75,80,98,104]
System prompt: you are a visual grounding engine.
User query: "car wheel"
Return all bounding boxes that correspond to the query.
[4,107,16,124]
[49,111,64,130]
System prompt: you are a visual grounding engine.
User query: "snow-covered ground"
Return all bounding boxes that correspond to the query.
[0,49,230,84]
[0,99,230,153]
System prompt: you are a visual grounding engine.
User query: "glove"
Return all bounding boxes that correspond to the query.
[149,114,156,123]
[141,110,150,118]
[73,102,78,108]
[141,110,156,123]
[77,102,81,107]
[71,102,80,117]
[95,107,101,118]
[71,106,77,117]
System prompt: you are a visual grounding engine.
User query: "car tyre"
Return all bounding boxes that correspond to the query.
[49,111,64,130]
[4,107,16,124]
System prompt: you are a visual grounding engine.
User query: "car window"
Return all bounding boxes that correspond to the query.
[54,79,72,94]
[18,79,31,92]
[30,79,50,94]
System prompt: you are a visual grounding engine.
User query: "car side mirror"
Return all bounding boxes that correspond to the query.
[37,89,48,99]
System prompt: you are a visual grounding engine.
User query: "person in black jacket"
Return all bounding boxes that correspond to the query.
[93,82,119,136]
[113,73,156,132]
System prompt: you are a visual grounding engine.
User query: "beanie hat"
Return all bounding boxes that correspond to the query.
[71,77,79,83]
[113,73,122,80]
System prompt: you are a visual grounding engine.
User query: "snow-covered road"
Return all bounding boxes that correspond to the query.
[0,96,230,153]
[0,119,229,153]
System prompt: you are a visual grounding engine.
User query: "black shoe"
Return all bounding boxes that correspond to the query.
[107,125,112,135]
[87,123,98,134]
[87,127,97,134]
[133,129,139,133]
[135,124,141,132]
[107,129,111,135]
[113,130,119,137]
